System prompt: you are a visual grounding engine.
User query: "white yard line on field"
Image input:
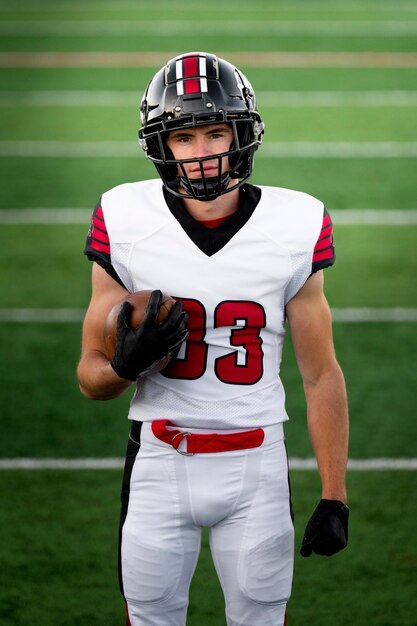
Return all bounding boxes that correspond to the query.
[1,52,417,68]
[331,308,417,322]
[293,458,417,470]
[2,141,417,158]
[331,210,417,225]
[261,142,417,158]
[0,458,125,469]
[0,457,416,470]
[0,309,86,322]
[260,91,417,107]
[0,208,92,223]
[1,20,417,37]
[0,308,416,323]
[1,208,417,225]
[2,90,417,107]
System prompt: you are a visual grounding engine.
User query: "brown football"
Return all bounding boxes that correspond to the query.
[103,290,176,362]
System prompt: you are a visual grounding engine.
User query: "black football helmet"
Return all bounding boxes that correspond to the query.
[139,52,264,201]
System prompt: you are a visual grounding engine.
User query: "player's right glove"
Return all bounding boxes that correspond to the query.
[111,290,189,381]
[300,499,349,557]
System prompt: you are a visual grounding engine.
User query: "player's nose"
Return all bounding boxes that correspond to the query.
[193,135,211,158]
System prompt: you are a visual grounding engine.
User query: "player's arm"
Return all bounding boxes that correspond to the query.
[77,264,189,400]
[286,270,349,556]
[77,262,133,400]
[286,270,348,502]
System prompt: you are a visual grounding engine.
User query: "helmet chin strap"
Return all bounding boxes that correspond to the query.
[178,171,232,201]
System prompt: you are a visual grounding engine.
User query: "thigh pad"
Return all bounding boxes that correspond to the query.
[238,528,294,605]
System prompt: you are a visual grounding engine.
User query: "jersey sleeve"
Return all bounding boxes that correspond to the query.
[83,200,125,286]
[311,207,335,274]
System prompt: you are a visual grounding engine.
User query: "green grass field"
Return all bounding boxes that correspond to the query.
[0,0,416,624]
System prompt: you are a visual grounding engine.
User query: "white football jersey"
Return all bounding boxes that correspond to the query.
[85,179,335,429]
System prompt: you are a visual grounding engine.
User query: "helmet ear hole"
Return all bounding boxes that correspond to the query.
[228,120,253,174]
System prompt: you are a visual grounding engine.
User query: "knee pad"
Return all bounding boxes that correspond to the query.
[238,528,294,605]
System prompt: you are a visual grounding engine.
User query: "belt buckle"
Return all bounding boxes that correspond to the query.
[171,431,194,456]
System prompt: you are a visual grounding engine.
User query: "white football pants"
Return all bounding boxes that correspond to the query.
[120,421,294,626]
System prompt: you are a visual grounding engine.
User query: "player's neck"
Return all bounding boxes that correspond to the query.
[181,186,240,222]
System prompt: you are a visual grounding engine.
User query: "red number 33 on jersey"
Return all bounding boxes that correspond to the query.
[163,298,266,385]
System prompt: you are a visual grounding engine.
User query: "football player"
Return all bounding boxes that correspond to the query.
[77,52,349,626]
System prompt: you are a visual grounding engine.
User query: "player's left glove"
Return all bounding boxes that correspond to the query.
[300,499,349,557]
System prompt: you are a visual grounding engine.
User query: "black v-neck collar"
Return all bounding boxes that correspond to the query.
[162,184,262,257]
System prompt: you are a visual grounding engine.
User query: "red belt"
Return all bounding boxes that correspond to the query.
[151,419,265,455]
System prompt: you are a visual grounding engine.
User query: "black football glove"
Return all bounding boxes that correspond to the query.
[111,290,189,381]
[300,499,349,557]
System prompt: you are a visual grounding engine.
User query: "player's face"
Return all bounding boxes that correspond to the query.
[166,124,234,180]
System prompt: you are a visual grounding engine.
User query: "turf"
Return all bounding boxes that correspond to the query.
[282,324,417,458]
[0,470,416,626]
[1,67,417,92]
[1,156,416,210]
[0,225,415,307]
[1,0,417,23]
[0,323,131,458]
[0,225,93,308]
[0,322,416,459]
[2,105,417,141]
[2,33,417,53]
[1,0,417,26]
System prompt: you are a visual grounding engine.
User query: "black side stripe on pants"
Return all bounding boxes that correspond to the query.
[284,440,294,523]
[118,420,143,597]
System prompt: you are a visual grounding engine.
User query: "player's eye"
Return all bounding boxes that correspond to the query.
[208,127,233,141]
[170,134,192,144]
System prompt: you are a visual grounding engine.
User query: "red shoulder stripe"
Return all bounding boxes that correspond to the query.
[93,214,107,231]
[313,247,334,263]
[90,239,110,253]
[319,223,333,239]
[314,234,332,251]
[86,202,111,256]
[91,228,109,244]
[312,207,335,268]
[91,205,109,244]
[95,205,105,221]
[322,212,331,229]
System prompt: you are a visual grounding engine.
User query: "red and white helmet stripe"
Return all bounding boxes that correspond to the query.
[176,54,208,95]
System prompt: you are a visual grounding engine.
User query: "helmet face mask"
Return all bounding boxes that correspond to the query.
[139,52,264,201]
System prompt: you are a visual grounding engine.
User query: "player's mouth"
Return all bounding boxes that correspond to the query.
[189,166,218,176]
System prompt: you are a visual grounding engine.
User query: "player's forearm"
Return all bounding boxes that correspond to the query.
[77,350,133,400]
[304,362,349,503]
